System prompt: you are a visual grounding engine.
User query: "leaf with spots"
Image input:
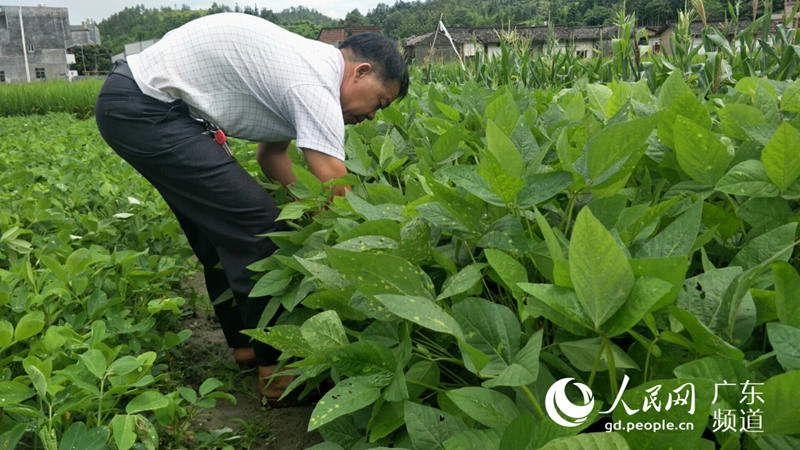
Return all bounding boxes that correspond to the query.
[308,375,382,431]
[404,400,467,450]
[300,310,349,352]
[325,246,434,299]
[438,264,485,300]
[374,294,465,340]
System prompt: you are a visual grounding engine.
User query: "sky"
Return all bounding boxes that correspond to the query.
[9,0,388,23]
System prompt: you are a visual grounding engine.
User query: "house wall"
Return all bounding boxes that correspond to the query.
[0,5,79,83]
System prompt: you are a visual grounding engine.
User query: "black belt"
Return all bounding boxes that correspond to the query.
[110,60,134,79]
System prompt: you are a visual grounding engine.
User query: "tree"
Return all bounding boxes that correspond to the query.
[343,9,369,27]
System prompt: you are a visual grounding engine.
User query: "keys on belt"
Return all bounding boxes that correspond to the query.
[202,125,233,156]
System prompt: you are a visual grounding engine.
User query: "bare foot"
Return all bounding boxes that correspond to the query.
[258,365,296,403]
[233,347,256,368]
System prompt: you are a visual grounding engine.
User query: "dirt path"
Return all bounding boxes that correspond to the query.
[177,271,324,449]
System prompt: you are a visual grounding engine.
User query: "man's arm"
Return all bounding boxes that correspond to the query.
[256,142,349,198]
[302,148,350,198]
[256,141,294,186]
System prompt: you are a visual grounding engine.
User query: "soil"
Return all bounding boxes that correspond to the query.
[177,270,324,450]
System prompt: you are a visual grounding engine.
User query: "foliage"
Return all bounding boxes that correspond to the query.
[245,35,800,448]
[0,114,237,449]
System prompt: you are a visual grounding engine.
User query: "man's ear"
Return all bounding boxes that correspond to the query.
[355,62,373,79]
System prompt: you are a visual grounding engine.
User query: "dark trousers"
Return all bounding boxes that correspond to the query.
[95,61,281,366]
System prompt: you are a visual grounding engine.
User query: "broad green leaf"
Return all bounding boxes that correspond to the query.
[603,276,673,337]
[761,371,800,435]
[0,320,12,349]
[369,401,405,442]
[59,422,109,450]
[447,387,520,429]
[126,390,168,414]
[242,326,313,358]
[276,202,310,221]
[250,270,293,297]
[478,214,530,254]
[443,429,502,450]
[79,349,107,380]
[486,119,524,177]
[291,163,323,197]
[300,310,349,351]
[767,323,800,371]
[773,262,800,328]
[405,361,440,399]
[394,218,432,265]
[374,294,464,340]
[630,257,690,311]
[199,377,224,396]
[569,208,634,329]
[612,378,713,450]
[39,254,69,283]
[658,74,711,150]
[762,122,800,190]
[438,264,485,300]
[328,341,395,379]
[478,149,525,205]
[584,114,659,185]
[325,246,434,298]
[346,191,385,221]
[560,337,639,371]
[484,249,527,301]
[673,356,751,409]
[730,222,797,270]
[718,103,766,141]
[482,363,535,388]
[13,311,45,342]
[517,171,573,209]
[427,177,480,232]
[336,218,401,242]
[403,401,467,450]
[780,79,800,112]
[308,376,382,431]
[26,365,47,400]
[111,414,137,450]
[519,283,593,334]
[668,306,744,360]
[673,115,733,186]
[715,160,780,197]
[432,123,468,163]
[452,297,520,375]
[0,381,36,407]
[513,329,542,380]
[635,201,702,259]
[586,83,613,115]
[539,433,630,450]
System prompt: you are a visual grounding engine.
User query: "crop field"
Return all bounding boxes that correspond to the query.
[2,9,800,450]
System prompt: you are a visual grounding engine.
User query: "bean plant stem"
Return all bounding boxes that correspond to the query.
[605,338,618,399]
[643,336,660,383]
[587,340,605,389]
[520,385,546,419]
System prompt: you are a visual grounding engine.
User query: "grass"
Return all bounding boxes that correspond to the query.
[0,79,103,118]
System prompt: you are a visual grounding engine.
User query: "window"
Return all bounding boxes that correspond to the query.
[35,67,45,79]
[0,11,7,30]
[27,43,35,53]
[0,71,5,82]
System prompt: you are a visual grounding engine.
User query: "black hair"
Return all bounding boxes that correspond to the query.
[339,32,409,100]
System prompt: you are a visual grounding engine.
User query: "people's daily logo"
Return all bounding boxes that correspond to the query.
[545,377,595,427]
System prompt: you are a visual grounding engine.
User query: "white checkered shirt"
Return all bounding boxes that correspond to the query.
[127,13,346,160]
